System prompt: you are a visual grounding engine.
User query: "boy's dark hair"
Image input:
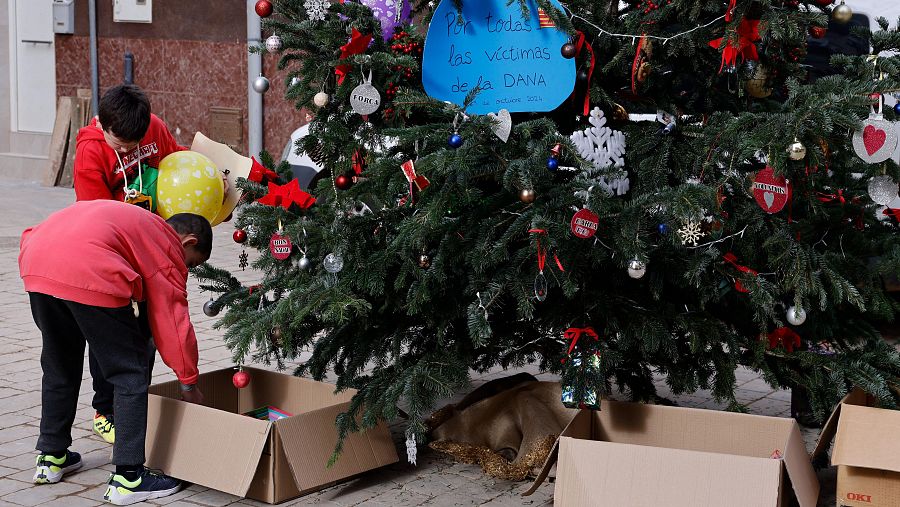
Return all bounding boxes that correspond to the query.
[98,85,151,142]
[166,214,213,259]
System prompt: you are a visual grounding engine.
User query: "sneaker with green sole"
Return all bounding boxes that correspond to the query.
[93,413,115,444]
[103,468,182,506]
[33,451,82,484]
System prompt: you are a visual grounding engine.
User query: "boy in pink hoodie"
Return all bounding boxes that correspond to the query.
[73,84,186,444]
[20,200,209,505]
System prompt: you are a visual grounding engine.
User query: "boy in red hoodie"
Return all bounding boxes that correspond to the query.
[73,84,186,444]
[20,200,209,505]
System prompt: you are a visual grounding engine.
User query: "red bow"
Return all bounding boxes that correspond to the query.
[249,156,279,184]
[351,150,365,176]
[817,190,846,205]
[723,252,758,293]
[335,28,373,85]
[565,327,599,356]
[257,178,316,210]
[709,18,760,72]
[766,327,801,353]
[725,0,737,22]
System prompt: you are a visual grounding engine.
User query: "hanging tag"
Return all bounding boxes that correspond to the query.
[270,222,293,261]
[752,166,790,214]
[350,70,382,115]
[570,208,599,239]
[853,111,899,164]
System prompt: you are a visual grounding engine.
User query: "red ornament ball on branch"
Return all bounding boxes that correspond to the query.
[335,174,354,190]
[255,0,273,17]
[232,369,251,389]
[233,229,247,244]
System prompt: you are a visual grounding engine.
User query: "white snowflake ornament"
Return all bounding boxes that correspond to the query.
[678,220,703,246]
[405,434,418,466]
[304,0,329,21]
[570,107,629,196]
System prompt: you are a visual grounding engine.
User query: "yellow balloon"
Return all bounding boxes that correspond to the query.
[156,151,224,223]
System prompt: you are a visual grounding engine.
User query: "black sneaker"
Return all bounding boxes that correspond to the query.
[33,450,82,484]
[103,468,182,505]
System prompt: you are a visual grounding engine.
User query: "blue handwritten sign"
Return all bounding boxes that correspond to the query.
[422,0,575,115]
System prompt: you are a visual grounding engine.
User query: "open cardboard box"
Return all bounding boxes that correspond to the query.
[144,367,399,504]
[524,400,819,506]
[813,389,900,507]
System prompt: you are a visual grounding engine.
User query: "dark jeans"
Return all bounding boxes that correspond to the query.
[30,292,150,466]
[89,304,155,417]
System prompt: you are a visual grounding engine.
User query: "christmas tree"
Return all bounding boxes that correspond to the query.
[196,0,900,457]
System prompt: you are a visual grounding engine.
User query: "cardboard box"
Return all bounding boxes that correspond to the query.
[814,389,900,507]
[524,400,819,506]
[144,367,399,504]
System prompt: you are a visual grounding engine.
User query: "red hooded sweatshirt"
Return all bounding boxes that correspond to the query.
[74,114,186,202]
[19,200,200,385]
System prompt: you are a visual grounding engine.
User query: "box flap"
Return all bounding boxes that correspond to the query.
[812,388,869,461]
[554,437,783,507]
[782,420,820,507]
[274,403,398,491]
[523,408,590,497]
[832,403,900,473]
[145,395,271,497]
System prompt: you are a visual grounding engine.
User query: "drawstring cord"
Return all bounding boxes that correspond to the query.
[117,144,143,201]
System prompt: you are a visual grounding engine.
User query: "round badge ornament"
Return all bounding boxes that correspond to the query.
[350,71,381,116]
[269,232,293,260]
[570,208,599,239]
[752,166,791,214]
[853,113,899,164]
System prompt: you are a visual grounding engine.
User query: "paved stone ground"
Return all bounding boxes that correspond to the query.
[0,179,840,506]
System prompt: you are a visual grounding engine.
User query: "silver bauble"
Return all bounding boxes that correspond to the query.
[323,253,344,273]
[786,306,807,326]
[298,255,311,270]
[787,139,807,161]
[350,83,381,115]
[253,75,270,94]
[627,259,647,279]
[265,34,283,52]
[831,2,852,23]
[203,298,220,317]
[868,176,899,206]
[313,91,330,108]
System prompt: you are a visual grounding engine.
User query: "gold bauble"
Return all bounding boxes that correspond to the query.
[418,254,431,269]
[520,189,536,203]
[745,64,772,99]
[832,2,853,24]
[787,139,807,161]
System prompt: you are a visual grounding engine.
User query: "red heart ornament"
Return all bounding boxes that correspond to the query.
[863,125,887,156]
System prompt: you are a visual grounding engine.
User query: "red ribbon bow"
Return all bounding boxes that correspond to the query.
[257,178,316,210]
[565,327,599,356]
[709,18,760,72]
[335,28,373,85]
[573,31,595,116]
[249,156,279,184]
[723,252,757,293]
[817,189,846,205]
[767,327,801,353]
[528,229,565,273]
[725,0,737,22]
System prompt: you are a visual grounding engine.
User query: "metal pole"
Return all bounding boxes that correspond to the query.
[247,0,263,158]
[88,0,99,116]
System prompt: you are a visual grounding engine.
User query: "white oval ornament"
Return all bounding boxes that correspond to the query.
[852,112,899,164]
[350,71,381,116]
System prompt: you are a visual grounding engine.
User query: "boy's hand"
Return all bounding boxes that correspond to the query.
[181,387,205,405]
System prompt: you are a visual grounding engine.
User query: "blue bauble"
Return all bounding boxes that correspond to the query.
[658,223,670,235]
[547,157,559,171]
[894,102,900,115]
[448,133,463,149]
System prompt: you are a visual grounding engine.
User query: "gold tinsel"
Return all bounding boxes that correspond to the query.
[429,435,558,481]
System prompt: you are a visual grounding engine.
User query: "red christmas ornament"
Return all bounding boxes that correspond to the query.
[255,0,273,17]
[335,174,353,190]
[233,229,247,244]
[269,232,292,261]
[752,166,791,214]
[232,369,251,389]
[809,26,827,39]
[570,208,599,239]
